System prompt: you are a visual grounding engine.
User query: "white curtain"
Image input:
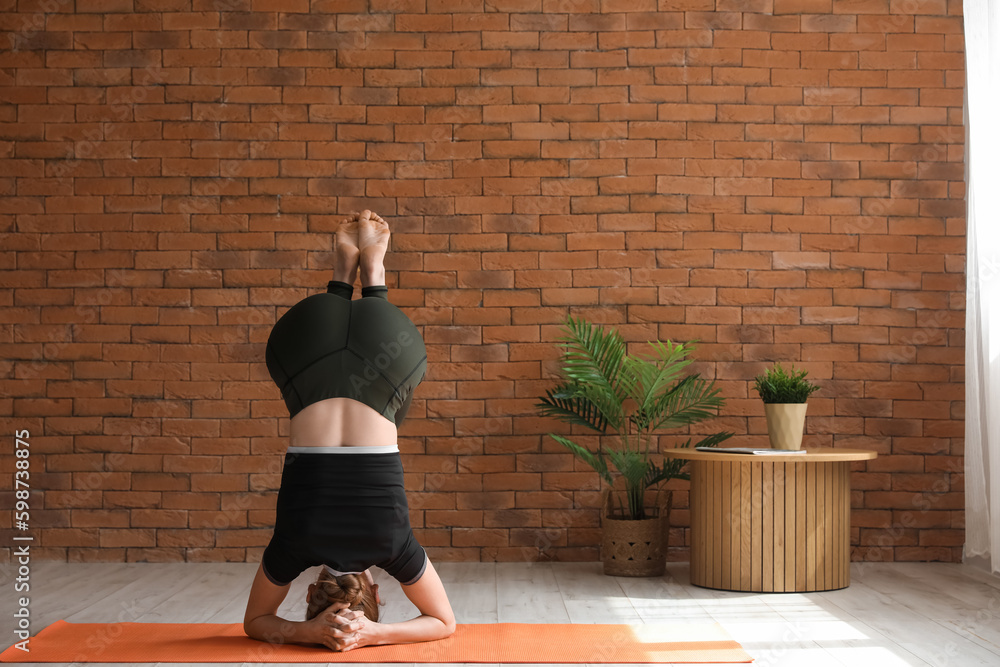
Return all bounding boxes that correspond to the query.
[965,0,1000,576]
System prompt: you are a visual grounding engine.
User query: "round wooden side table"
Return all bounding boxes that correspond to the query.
[663,447,877,593]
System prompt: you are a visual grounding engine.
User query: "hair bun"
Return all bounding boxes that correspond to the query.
[306,570,380,624]
[332,573,364,604]
[311,572,364,611]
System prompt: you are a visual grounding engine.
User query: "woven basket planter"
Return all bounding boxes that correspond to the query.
[601,489,672,577]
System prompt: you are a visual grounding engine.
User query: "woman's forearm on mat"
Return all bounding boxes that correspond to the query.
[371,614,455,645]
[244,614,316,645]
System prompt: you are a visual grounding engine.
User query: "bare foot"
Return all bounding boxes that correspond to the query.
[358,210,389,286]
[333,214,360,284]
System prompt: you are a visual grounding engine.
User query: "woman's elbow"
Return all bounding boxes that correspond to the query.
[243,616,269,642]
[243,619,260,641]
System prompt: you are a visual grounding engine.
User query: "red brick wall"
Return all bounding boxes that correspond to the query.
[1,0,966,565]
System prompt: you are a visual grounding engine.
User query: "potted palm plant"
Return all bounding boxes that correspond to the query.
[537,317,731,577]
[753,363,820,450]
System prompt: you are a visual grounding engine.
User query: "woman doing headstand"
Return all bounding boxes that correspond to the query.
[243,211,455,652]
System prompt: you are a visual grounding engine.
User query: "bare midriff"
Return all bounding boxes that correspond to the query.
[288,397,397,448]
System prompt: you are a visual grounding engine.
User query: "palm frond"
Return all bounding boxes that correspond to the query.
[536,384,608,433]
[554,316,632,431]
[646,375,726,432]
[606,448,650,490]
[635,341,693,400]
[628,340,696,431]
[644,458,688,487]
[548,433,613,486]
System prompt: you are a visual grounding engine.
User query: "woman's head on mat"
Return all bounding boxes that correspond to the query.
[306,568,381,623]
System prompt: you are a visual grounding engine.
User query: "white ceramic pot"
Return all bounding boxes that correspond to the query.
[764,403,809,450]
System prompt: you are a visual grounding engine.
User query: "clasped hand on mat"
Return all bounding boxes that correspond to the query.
[303,602,370,652]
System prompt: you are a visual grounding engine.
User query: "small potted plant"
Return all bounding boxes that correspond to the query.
[537,316,731,577]
[753,363,820,450]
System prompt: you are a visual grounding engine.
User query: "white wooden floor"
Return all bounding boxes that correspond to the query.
[1,560,999,666]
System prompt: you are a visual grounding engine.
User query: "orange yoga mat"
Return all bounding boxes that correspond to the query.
[1,620,753,664]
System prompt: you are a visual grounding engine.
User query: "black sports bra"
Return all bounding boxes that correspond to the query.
[265,282,427,426]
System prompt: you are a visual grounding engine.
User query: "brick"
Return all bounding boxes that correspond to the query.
[1,0,966,567]
[452,528,509,548]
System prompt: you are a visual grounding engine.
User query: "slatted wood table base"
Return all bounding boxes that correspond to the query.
[664,448,877,593]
